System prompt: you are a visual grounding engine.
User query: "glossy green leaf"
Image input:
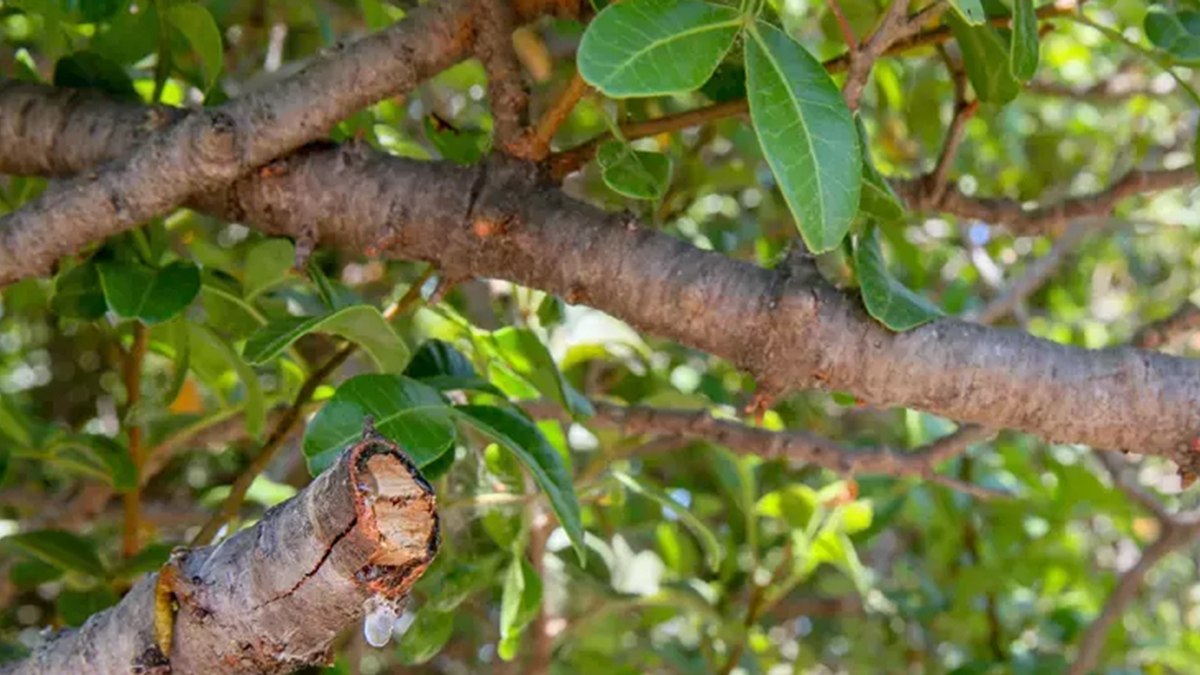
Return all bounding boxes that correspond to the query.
[243,305,410,373]
[854,225,943,331]
[613,472,721,571]
[1145,10,1200,63]
[188,323,265,438]
[47,434,136,492]
[57,587,117,627]
[1010,0,1039,82]
[52,261,107,320]
[838,500,873,535]
[243,239,295,299]
[756,484,818,530]
[453,405,585,562]
[947,12,1020,104]
[302,374,454,474]
[80,0,122,22]
[578,0,741,97]
[404,340,503,395]
[53,50,137,100]
[856,118,904,225]
[0,530,105,577]
[166,3,224,92]
[596,140,672,201]
[199,273,266,339]
[949,0,985,25]
[491,327,592,418]
[498,556,542,661]
[97,260,201,324]
[746,21,861,253]
[396,607,455,665]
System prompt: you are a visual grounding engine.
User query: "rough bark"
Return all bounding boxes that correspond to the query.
[3,84,1200,471]
[2,429,439,675]
[0,0,580,283]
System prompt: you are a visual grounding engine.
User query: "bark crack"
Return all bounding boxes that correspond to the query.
[254,516,358,609]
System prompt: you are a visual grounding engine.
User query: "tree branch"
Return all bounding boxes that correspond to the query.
[5,87,1200,471]
[4,428,439,674]
[0,0,579,284]
[896,166,1197,236]
[475,0,529,152]
[1134,303,1200,350]
[966,221,1092,324]
[841,0,909,111]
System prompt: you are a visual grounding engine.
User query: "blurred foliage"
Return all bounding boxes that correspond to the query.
[2,0,1200,673]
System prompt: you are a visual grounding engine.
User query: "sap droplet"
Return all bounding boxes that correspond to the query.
[362,595,404,648]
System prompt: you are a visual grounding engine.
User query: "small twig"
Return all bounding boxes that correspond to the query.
[967,221,1092,325]
[1134,303,1200,350]
[827,0,860,52]
[842,0,910,110]
[511,70,590,161]
[475,0,529,152]
[1092,452,1172,523]
[1068,524,1194,675]
[192,266,435,545]
[121,322,149,558]
[926,47,976,203]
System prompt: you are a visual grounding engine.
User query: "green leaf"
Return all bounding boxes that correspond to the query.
[243,239,295,299]
[498,556,542,660]
[80,0,123,22]
[854,225,943,331]
[1146,10,1200,63]
[199,273,266,339]
[57,587,118,627]
[596,140,673,201]
[578,0,741,97]
[613,472,721,571]
[491,327,592,418]
[947,12,1021,104]
[1010,0,1039,82]
[97,260,201,324]
[166,2,224,92]
[396,607,455,665]
[111,543,174,581]
[53,51,137,100]
[746,21,861,253]
[0,397,34,450]
[302,374,454,474]
[949,0,985,25]
[856,117,904,225]
[453,405,585,563]
[188,323,265,438]
[47,435,136,492]
[0,530,105,577]
[243,305,410,373]
[404,340,503,395]
[756,484,818,530]
[423,117,489,165]
[837,500,873,535]
[52,261,107,320]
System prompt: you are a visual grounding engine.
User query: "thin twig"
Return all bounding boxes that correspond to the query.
[827,0,860,52]
[967,221,1092,325]
[191,266,435,545]
[121,322,149,558]
[1134,303,1200,350]
[512,70,590,161]
[927,47,976,204]
[842,0,910,110]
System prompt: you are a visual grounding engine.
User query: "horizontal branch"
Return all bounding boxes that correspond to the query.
[4,428,438,674]
[4,86,1200,473]
[558,400,998,496]
[0,0,579,284]
[896,166,1198,235]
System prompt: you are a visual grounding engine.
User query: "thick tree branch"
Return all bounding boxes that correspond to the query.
[5,87,1200,472]
[3,429,439,675]
[0,0,579,283]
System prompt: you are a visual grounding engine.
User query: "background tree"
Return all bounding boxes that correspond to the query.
[2,0,1200,672]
